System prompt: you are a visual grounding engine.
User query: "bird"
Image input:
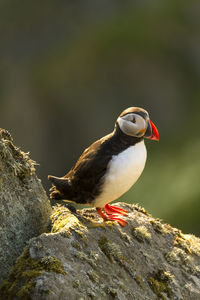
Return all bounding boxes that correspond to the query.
[48,107,159,226]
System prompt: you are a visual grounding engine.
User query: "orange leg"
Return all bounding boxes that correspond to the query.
[96,207,127,227]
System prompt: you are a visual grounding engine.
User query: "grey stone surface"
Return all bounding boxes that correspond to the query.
[0,129,52,284]
[1,202,200,299]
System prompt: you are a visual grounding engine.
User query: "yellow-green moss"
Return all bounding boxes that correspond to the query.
[98,236,136,277]
[164,247,183,265]
[134,203,150,216]
[135,274,144,289]
[98,235,124,264]
[86,220,114,228]
[184,234,200,256]
[51,205,82,233]
[132,226,151,243]
[147,270,173,300]
[165,245,200,276]
[150,218,169,234]
[0,129,13,142]
[73,250,98,268]
[72,279,81,289]
[148,277,168,300]
[87,270,99,283]
[105,287,118,297]
[182,255,200,275]
[120,231,131,243]
[71,241,82,250]
[174,231,192,254]
[0,129,36,179]
[98,236,121,263]
[51,205,89,244]
[0,247,66,299]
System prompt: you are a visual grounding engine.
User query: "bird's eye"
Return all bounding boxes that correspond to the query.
[132,117,136,123]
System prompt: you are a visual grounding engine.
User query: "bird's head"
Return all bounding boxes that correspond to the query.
[116,107,159,141]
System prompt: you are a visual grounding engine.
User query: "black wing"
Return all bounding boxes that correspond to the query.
[49,133,113,204]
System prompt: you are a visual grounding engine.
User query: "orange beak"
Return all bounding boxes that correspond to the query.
[148,120,159,141]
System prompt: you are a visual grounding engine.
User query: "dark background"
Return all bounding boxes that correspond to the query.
[1,0,200,235]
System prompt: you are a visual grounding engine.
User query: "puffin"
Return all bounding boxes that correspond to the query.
[48,107,159,226]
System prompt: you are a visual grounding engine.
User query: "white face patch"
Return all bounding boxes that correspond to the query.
[93,140,147,208]
[117,113,147,137]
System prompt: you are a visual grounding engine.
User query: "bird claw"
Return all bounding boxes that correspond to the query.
[96,206,127,227]
[104,203,128,216]
[107,215,127,226]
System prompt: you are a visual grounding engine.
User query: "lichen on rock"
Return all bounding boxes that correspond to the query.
[0,128,52,284]
[0,128,36,179]
[1,201,200,299]
[0,247,66,299]
[0,129,200,299]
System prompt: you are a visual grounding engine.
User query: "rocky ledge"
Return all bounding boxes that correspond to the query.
[0,128,200,300]
[1,202,200,300]
[0,129,52,285]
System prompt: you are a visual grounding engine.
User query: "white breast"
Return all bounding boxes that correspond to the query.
[93,140,147,208]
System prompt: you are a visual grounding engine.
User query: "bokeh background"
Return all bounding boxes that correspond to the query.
[1,0,200,235]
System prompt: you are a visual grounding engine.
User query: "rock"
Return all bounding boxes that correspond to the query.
[1,202,200,300]
[0,129,52,284]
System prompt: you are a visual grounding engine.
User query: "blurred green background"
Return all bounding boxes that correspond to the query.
[1,0,200,235]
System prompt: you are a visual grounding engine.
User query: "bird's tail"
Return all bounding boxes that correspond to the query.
[48,175,68,187]
[48,175,71,200]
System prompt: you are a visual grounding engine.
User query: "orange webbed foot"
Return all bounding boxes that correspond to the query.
[96,206,127,227]
[104,203,128,216]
